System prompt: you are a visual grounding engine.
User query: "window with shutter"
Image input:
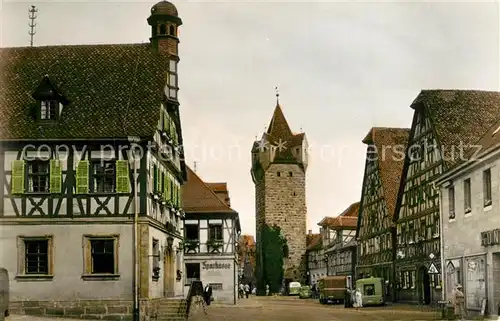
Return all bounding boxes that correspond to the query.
[91,161,115,193]
[49,159,62,193]
[165,174,171,201]
[27,160,49,193]
[156,167,161,194]
[76,161,89,194]
[11,160,25,194]
[153,165,158,193]
[115,160,130,194]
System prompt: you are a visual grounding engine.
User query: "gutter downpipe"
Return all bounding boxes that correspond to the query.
[433,181,446,305]
[129,137,141,321]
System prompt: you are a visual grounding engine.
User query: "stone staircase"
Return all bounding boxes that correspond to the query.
[156,298,187,321]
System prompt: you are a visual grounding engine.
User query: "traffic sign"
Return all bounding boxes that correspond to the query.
[428,262,439,274]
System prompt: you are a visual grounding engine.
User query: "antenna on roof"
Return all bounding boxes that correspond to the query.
[193,161,197,173]
[28,5,38,47]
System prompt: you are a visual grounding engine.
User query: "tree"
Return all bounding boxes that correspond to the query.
[256,224,288,295]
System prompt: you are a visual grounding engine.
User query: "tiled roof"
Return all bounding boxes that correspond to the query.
[181,167,237,214]
[206,182,231,207]
[239,234,256,247]
[317,202,360,229]
[306,233,322,251]
[0,43,169,140]
[255,103,305,163]
[362,127,409,218]
[465,119,500,159]
[411,90,500,168]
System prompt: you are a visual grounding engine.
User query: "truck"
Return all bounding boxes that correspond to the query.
[317,275,351,304]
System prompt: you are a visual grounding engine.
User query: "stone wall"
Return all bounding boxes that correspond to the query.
[9,298,187,321]
[257,163,307,282]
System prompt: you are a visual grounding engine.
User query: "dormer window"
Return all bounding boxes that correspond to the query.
[41,100,58,120]
[32,75,69,122]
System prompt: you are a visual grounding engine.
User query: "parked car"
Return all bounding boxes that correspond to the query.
[356,277,386,306]
[298,286,312,299]
[288,282,301,295]
[318,275,349,304]
[0,268,9,318]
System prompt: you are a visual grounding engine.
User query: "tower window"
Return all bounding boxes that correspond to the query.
[169,25,175,36]
[289,172,293,177]
[159,24,167,35]
[277,172,281,177]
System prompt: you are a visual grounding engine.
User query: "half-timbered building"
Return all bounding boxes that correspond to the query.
[394,90,500,305]
[0,1,189,320]
[319,202,359,287]
[181,167,241,304]
[356,127,409,301]
[306,231,326,285]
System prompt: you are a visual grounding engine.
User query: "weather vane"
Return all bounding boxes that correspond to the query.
[275,86,280,104]
[28,5,38,47]
[193,161,197,173]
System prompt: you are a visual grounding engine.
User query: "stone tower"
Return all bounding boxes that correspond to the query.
[251,95,308,283]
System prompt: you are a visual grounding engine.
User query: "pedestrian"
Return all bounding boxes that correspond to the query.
[344,287,352,308]
[244,283,250,298]
[452,284,465,320]
[352,288,363,311]
[239,283,245,299]
[203,284,213,306]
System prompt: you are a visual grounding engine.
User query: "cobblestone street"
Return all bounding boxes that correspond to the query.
[192,296,443,321]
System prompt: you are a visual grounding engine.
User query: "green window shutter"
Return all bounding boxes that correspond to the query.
[153,165,158,193]
[76,161,89,194]
[50,159,62,194]
[164,112,169,132]
[116,160,130,194]
[169,118,174,139]
[11,160,25,194]
[165,174,171,201]
[157,168,161,194]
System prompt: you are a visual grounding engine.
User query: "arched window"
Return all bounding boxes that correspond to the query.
[169,25,175,36]
[159,24,167,35]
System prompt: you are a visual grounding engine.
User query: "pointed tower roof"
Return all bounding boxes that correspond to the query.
[266,103,294,142]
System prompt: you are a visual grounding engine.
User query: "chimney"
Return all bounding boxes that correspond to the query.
[308,230,312,235]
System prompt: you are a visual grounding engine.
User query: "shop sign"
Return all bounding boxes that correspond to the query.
[481,228,500,246]
[202,261,231,270]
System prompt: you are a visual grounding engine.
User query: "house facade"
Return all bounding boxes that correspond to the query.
[356,127,409,301]
[436,119,500,316]
[0,1,189,320]
[251,98,308,284]
[306,231,326,285]
[181,167,241,304]
[394,90,500,305]
[319,202,358,288]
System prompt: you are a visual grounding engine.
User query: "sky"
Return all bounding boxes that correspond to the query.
[1,0,499,237]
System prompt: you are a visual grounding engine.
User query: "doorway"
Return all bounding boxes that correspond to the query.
[420,266,431,305]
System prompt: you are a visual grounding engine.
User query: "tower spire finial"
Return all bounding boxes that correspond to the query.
[275,86,280,105]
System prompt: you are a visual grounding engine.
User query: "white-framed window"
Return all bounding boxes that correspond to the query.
[464,178,471,214]
[448,186,455,219]
[483,168,492,207]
